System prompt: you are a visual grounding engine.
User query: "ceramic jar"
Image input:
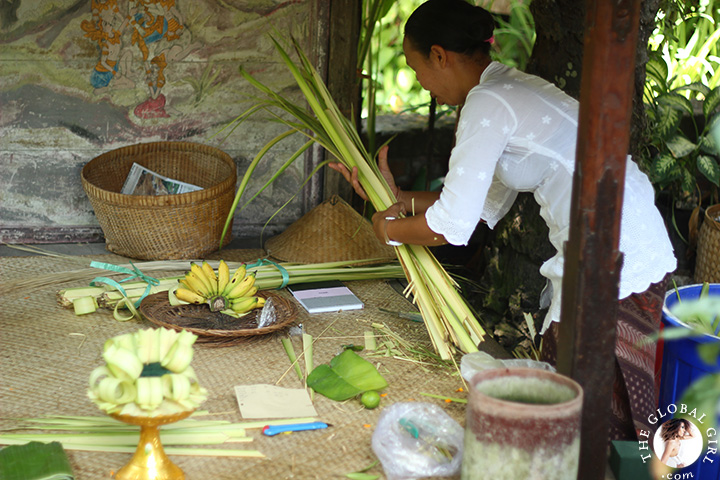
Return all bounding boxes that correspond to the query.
[462,367,583,480]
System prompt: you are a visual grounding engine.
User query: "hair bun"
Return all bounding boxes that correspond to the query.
[405,0,495,56]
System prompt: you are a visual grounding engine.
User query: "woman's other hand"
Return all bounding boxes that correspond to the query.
[371,202,406,244]
[328,145,400,202]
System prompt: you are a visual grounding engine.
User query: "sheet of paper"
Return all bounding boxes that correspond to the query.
[234,384,318,419]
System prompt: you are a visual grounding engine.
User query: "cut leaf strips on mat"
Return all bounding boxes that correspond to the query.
[219,34,485,359]
[56,259,404,320]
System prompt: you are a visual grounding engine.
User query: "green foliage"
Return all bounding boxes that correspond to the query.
[650,0,720,90]
[670,297,720,336]
[359,0,429,117]
[678,371,720,432]
[359,0,536,118]
[306,349,388,402]
[491,1,536,70]
[669,284,720,432]
[641,78,720,205]
[641,0,720,206]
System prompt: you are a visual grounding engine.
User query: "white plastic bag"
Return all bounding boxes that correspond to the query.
[460,351,555,383]
[371,402,464,480]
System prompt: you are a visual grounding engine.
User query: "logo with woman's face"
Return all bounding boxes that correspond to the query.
[653,418,703,468]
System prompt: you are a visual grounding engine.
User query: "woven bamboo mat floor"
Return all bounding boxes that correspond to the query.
[0,249,466,480]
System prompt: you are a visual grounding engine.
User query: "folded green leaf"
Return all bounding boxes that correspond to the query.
[0,441,74,480]
[307,364,362,400]
[307,349,387,401]
[329,349,388,392]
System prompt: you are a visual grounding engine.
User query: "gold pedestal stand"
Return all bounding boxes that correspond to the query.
[111,410,193,480]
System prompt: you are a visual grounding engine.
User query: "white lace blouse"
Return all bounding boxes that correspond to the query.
[425,62,677,332]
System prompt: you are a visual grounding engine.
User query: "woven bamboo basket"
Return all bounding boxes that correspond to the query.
[695,204,720,283]
[81,141,237,260]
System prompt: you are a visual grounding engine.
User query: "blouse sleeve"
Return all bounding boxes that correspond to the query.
[425,89,517,245]
[481,180,519,229]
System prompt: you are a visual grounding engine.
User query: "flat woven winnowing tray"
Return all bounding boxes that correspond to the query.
[139,291,298,346]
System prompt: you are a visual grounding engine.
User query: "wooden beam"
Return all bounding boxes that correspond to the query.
[556,1,643,479]
[323,0,361,204]
[306,0,360,209]
[306,0,331,214]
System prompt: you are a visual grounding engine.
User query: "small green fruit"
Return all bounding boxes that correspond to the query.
[361,390,381,409]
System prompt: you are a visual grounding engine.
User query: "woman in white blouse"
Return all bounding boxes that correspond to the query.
[330,0,676,441]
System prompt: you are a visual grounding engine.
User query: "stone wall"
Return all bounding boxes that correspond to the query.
[0,0,321,244]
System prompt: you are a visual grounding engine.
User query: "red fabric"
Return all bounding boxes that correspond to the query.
[540,274,670,443]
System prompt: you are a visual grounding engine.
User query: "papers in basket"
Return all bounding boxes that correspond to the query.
[121,162,203,195]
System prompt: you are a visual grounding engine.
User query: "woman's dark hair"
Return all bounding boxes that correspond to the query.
[661,419,691,442]
[404,0,495,57]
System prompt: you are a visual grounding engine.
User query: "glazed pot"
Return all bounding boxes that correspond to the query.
[462,367,583,480]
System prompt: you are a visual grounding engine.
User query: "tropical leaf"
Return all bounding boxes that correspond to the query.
[674,82,711,97]
[699,134,718,154]
[357,0,396,69]
[705,87,720,119]
[652,153,680,181]
[697,155,720,186]
[646,56,669,88]
[665,134,697,158]
[659,92,695,116]
[680,167,696,193]
[678,373,720,413]
[698,343,720,366]
[709,114,720,154]
[677,370,720,435]
[306,349,387,401]
[654,103,682,138]
[710,113,720,134]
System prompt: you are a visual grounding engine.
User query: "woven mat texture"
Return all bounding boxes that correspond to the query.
[0,250,464,480]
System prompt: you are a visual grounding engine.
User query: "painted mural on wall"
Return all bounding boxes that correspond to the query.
[0,0,313,242]
[81,0,198,120]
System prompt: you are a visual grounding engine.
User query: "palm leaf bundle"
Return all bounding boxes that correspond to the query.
[220,36,484,359]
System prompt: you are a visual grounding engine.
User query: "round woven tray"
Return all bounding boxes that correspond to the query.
[139,291,298,347]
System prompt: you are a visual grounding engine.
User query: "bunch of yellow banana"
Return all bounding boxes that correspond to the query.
[173,260,266,314]
[88,327,208,417]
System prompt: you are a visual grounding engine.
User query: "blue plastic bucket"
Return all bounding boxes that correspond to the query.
[658,283,720,478]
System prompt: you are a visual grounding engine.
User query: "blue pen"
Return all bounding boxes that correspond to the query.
[262,421,330,436]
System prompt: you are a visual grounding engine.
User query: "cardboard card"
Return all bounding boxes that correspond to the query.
[234,384,318,419]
